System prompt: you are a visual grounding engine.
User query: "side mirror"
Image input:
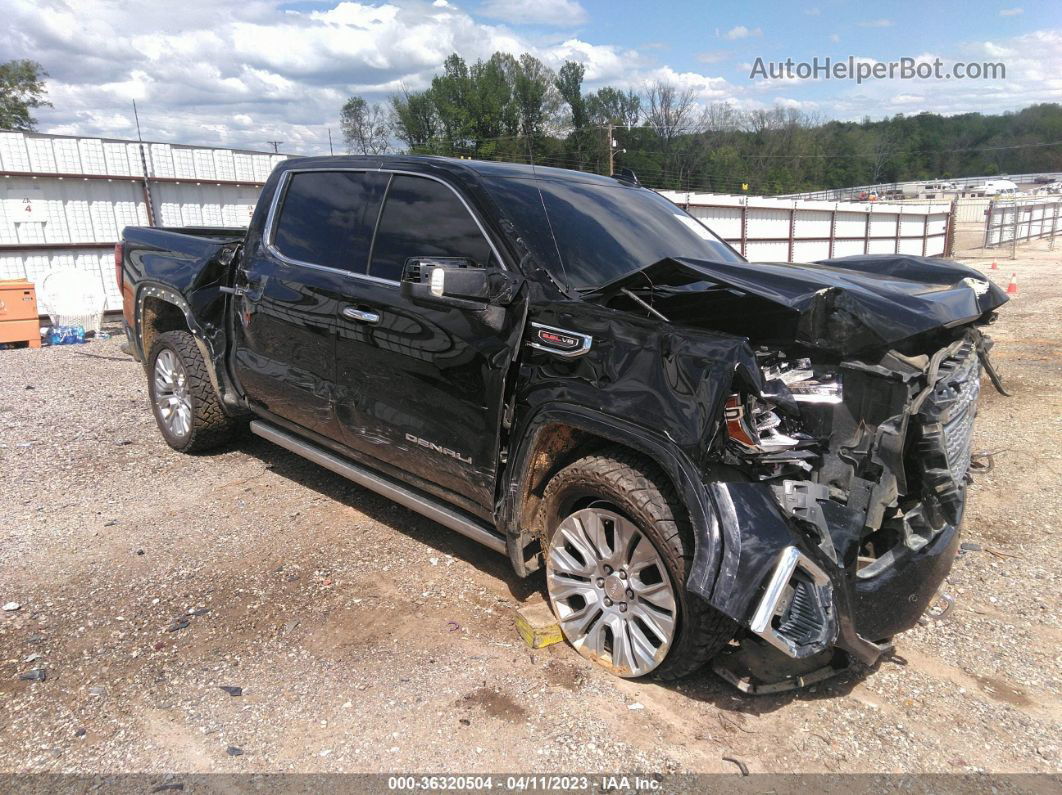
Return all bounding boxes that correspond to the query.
[400,257,490,308]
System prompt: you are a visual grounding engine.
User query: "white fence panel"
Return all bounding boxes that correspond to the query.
[0,132,286,316]
[661,191,953,262]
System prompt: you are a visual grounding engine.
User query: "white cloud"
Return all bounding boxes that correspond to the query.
[2,0,1059,153]
[1000,7,1024,16]
[829,33,840,43]
[858,19,894,28]
[724,25,763,41]
[478,0,588,26]
[803,7,821,15]
[775,97,819,109]
[696,50,730,64]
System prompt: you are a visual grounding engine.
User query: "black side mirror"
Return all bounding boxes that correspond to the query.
[400,257,490,308]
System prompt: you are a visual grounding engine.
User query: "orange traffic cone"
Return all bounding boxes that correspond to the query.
[1006,273,1018,295]
[990,260,998,270]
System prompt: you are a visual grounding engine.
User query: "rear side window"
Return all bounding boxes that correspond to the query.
[369,175,493,281]
[273,171,388,273]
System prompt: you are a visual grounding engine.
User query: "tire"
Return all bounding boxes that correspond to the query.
[147,330,238,453]
[541,448,735,680]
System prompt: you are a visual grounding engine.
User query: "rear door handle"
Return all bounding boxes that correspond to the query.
[342,306,380,324]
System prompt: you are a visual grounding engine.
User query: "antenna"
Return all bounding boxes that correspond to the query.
[132,100,144,142]
[266,140,283,153]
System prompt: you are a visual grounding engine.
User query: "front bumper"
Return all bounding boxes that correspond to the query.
[700,476,963,668]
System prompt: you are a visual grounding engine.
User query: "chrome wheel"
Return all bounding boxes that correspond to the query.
[546,507,678,677]
[153,348,192,439]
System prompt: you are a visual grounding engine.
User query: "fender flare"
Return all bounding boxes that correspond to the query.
[501,402,724,599]
[134,282,225,402]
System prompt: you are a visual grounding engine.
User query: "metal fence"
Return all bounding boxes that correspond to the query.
[0,132,287,311]
[983,197,1062,249]
[776,172,1062,202]
[659,192,954,261]
[2,132,960,320]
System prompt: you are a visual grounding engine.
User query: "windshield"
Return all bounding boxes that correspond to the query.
[481,175,745,289]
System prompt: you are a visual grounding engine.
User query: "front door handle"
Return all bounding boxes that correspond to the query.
[342,306,380,324]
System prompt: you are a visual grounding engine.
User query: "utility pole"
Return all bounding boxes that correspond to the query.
[328,128,334,156]
[607,124,614,176]
[266,140,283,153]
[132,100,156,227]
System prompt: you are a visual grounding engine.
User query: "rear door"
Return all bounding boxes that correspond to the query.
[231,169,388,437]
[334,172,523,511]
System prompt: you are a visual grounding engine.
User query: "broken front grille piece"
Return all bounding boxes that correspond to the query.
[749,546,836,658]
[912,339,981,526]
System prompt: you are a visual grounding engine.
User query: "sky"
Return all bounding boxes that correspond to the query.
[2,0,1061,154]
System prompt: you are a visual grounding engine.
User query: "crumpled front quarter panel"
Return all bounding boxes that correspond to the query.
[518,302,762,470]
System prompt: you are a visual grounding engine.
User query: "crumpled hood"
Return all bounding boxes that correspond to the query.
[595,254,1009,354]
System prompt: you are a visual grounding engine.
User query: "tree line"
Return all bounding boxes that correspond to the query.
[341,51,1062,195]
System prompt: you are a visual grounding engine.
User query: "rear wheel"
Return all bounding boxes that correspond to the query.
[148,330,238,453]
[541,449,735,679]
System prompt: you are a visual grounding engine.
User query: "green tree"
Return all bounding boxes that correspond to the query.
[340,96,389,155]
[0,60,50,131]
[512,54,557,150]
[587,87,641,128]
[431,54,475,152]
[390,88,439,152]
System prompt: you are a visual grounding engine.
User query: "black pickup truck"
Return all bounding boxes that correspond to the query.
[118,156,1007,690]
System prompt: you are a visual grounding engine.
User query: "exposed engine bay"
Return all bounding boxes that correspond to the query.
[586,254,1009,691]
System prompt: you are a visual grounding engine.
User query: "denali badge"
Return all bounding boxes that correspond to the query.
[529,322,592,357]
[404,433,471,464]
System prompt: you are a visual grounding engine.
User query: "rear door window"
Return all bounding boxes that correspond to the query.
[273,171,388,273]
[369,175,494,282]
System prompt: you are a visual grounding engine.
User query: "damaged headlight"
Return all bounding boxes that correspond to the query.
[724,395,802,452]
[764,357,843,405]
[724,351,841,456]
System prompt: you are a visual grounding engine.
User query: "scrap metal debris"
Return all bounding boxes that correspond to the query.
[722,755,750,776]
[927,593,956,621]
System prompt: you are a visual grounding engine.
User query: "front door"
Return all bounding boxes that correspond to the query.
[231,169,388,437]
[334,173,523,511]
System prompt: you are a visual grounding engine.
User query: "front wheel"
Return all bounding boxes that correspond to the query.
[147,330,238,453]
[541,449,735,679]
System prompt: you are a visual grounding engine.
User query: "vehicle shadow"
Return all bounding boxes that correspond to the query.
[654,655,881,717]
[232,432,542,603]
[222,431,874,710]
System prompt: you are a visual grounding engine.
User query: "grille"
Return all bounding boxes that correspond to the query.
[935,347,980,483]
[775,579,827,648]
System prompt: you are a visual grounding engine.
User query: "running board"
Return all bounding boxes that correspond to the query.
[250,420,508,555]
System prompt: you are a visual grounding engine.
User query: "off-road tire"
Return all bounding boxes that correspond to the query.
[147,330,239,453]
[540,448,735,680]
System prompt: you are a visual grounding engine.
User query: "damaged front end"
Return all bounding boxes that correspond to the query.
[589,254,1008,692]
[711,333,990,691]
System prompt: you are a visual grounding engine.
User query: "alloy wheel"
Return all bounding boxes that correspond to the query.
[546,506,678,677]
[154,348,192,439]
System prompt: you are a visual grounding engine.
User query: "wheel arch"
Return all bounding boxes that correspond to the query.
[135,283,233,411]
[500,403,723,598]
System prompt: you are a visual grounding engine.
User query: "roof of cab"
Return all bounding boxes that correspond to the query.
[273,154,626,188]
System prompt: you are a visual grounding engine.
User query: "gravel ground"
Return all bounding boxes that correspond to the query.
[0,240,1059,776]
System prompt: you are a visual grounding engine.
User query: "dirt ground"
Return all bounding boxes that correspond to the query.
[0,238,1059,776]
